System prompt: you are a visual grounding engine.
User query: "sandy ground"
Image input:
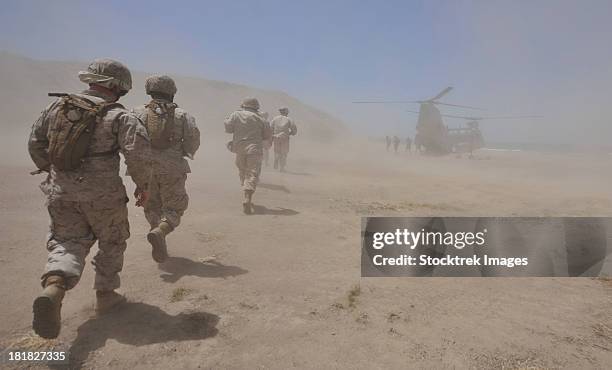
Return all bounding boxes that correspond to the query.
[1,136,611,369]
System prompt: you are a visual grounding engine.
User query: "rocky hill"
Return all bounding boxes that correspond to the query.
[0,51,345,142]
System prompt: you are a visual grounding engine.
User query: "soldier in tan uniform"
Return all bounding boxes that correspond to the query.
[131,75,200,263]
[28,59,151,339]
[392,135,400,153]
[270,107,297,172]
[224,97,272,214]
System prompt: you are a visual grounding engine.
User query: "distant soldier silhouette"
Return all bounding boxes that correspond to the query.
[385,136,391,151]
[270,107,297,172]
[405,136,412,152]
[392,135,400,153]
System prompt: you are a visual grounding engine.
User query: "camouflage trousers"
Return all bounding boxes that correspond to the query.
[273,137,290,170]
[43,198,130,291]
[144,173,189,230]
[235,153,262,192]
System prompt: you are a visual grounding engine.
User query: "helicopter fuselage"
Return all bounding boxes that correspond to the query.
[416,102,451,154]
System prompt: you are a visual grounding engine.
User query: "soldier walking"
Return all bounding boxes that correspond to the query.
[224,98,272,214]
[28,59,151,339]
[270,107,297,172]
[131,75,200,263]
[393,135,400,153]
[405,136,412,152]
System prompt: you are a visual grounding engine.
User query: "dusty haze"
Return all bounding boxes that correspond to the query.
[0,51,346,166]
[0,53,611,369]
[3,1,612,147]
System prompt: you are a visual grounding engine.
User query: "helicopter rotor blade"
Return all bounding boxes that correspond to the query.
[352,100,420,104]
[405,110,479,120]
[474,115,543,120]
[441,113,481,120]
[429,86,453,101]
[432,101,485,110]
[405,110,482,121]
[439,114,543,121]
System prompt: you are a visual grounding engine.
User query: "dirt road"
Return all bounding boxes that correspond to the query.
[1,139,611,369]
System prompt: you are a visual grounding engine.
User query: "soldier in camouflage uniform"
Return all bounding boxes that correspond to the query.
[405,136,412,152]
[224,97,272,214]
[131,75,200,263]
[28,59,151,339]
[392,135,400,153]
[270,107,297,172]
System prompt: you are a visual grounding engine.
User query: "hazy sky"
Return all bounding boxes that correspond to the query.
[1,0,611,144]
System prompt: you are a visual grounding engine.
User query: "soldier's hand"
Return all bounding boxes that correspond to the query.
[134,188,148,207]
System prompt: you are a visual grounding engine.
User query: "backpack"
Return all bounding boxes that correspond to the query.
[144,100,178,150]
[47,93,124,171]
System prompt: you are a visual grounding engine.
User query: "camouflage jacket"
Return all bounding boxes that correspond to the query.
[28,89,151,202]
[224,109,272,155]
[131,99,200,174]
[270,115,297,140]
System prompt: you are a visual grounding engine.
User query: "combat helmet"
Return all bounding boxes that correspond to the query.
[241,97,260,111]
[78,58,132,93]
[145,75,178,97]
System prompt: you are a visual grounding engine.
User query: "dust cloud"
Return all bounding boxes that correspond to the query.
[1,10,612,366]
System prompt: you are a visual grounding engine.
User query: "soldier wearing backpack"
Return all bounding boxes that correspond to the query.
[131,75,200,263]
[224,97,272,214]
[28,59,151,339]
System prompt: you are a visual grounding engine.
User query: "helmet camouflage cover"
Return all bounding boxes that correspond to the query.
[78,58,132,92]
[145,75,178,96]
[241,97,260,110]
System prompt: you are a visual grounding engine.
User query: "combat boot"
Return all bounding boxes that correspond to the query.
[32,275,65,339]
[243,190,254,215]
[95,290,127,314]
[147,221,172,263]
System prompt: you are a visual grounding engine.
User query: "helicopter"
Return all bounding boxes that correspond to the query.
[353,87,540,155]
[405,110,542,156]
